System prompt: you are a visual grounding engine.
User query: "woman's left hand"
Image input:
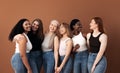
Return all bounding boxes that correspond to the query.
[91,65,96,73]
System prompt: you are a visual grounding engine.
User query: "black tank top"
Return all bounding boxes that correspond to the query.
[89,32,103,53]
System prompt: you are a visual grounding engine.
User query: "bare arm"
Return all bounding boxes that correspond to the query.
[17,35,32,72]
[93,33,108,67]
[54,36,59,70]
[87,33,91,48]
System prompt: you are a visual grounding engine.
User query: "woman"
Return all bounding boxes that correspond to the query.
[56,23,73,73]
[70,19,88,73]
[28,18,44,73]
[42,20,59,73]
[87,17,108,73]
[8,19,32,73]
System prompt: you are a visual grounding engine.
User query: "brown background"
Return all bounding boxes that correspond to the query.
[0,0,120,73]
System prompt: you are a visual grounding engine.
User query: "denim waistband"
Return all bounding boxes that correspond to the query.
[43,50,53,53]
[75,50,88,54]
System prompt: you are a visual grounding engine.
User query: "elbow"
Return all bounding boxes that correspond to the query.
[20,53,25,58]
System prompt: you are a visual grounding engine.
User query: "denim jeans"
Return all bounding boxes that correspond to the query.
[73,50,88,73]
[11,53,30,73]
[29,51,43,73]
[43,51,54,73]
[88,53,107,73]
[59,56,73,73]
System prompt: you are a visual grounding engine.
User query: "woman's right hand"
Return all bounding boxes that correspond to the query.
[73,44,80,52]
[27,68,32,73]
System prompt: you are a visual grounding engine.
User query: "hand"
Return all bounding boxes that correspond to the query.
[91,65,96,73]
[56,67,62,73]
[73,44,80,52]
[27,68,32,73]
[54,66,57,73]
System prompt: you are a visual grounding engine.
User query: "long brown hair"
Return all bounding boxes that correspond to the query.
[92,17,105,33]
[32,18,44,40]
[59,22,72,39]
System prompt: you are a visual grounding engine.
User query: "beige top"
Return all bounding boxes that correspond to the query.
[42,33,55,52]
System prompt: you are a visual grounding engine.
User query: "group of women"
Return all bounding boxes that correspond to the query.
[8,17,108,73]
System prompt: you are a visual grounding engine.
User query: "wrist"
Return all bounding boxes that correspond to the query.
[27,67,31,70]
[93,64,96,67]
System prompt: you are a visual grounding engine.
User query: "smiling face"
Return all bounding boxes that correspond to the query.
[31,21,39,32]
[49,20,59,33]
[59,24,66,35]
[73,21,82,31]
[23,20,31,32]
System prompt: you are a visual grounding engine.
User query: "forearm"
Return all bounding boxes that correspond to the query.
[93,51,104,66]
[59,54,70,68]
[20,54,31,70]
[54,51,59,67]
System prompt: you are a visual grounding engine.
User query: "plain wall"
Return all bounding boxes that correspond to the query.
[0,0,120,73]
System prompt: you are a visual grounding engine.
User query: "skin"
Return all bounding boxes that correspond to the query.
[31,21,39,32]
[54,36,59,71]
[14,21,32,73]
[87,19,108,73]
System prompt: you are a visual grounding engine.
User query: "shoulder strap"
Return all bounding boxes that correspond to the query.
[98,32,103,38]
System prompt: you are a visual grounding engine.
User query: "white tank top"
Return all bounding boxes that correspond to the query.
[15,33,32,53]
[72,32,87,52]
[59,38,71,56]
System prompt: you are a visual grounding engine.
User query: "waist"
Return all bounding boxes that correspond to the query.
[75,47,88,52]
[42,48,53,52]
[89,52,105,56]
[74,50,88,54]
[15,51,30,53]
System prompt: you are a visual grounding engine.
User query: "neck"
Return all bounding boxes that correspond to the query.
[93,28,100,33]
[62,33,68,38]
[48,31,54,36]
[24,31,28,34]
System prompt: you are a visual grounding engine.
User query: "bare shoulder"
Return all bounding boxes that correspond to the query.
[14,34,26,42]
[66,38,72,44]
[54,36,59,39]
[87,33,91,38]
[100,33,108,39]
[99,33,108,42]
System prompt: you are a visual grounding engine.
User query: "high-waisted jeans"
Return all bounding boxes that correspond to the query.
[59,56,73,73]
[88,53,107,73]
[73,50,89,73]
[29,51,43,73]
[43,51,54,73]
[11,53,30,73]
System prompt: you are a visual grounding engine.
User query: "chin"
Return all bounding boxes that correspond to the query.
[90,27,92,30]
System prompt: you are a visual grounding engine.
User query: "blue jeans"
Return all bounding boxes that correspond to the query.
[73,50,88,73]
[11,53,30,73]
[59,56,73,73]
[43,51,54,73]
[88,53,107,73]
[29,51,43,73]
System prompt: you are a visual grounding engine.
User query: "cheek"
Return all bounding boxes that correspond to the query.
[35,25,39,29]
[90,24,96,29]
[54,27,57,31]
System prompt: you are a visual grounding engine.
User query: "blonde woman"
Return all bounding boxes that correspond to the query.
[42,20,59,73]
